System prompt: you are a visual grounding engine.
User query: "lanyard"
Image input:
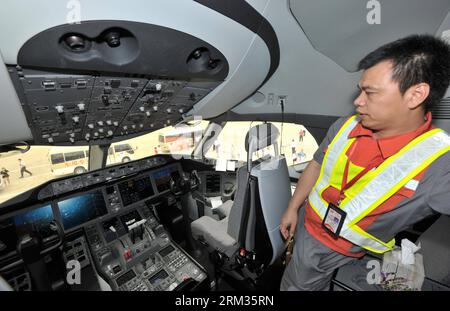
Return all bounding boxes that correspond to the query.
[338,156,384,205]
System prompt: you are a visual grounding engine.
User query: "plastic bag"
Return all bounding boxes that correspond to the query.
[282,236,295,266]
[380,239,425,291]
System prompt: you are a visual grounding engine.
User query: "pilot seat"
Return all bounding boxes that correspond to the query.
[190,123,291,288]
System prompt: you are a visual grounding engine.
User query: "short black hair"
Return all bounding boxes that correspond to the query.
[358,34,450,111]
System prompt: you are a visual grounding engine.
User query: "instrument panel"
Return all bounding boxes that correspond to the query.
[0,160,183,237]
[0,157,209,291]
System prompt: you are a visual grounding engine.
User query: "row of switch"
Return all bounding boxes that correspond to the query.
[55,102,86,114]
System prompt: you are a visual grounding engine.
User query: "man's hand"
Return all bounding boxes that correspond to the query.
[280,207,299,240]
[279,160,321,240]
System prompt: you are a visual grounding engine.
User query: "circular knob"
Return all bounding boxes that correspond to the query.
[65,35,86,51]
[105,32,121,47]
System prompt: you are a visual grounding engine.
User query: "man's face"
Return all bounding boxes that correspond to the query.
[354,60,408,131]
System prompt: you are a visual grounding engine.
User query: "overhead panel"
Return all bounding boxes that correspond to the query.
[7,21,227,146]
[0,0,277,146]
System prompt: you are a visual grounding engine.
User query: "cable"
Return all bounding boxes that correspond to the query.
[280,99,285,156]
[117,236,126,249]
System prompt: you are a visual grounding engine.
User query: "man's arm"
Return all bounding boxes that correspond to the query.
[280,159,321,240]
[279,116,349,240]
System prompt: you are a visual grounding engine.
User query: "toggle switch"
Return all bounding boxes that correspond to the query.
[55,105,64,114]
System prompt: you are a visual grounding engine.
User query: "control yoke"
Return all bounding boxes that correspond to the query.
[0,220,65,274]
[169,170,201,256]
[0,220,65,290]
[169,170,200,196]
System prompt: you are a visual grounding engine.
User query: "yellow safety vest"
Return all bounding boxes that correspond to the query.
[308,115,450,253]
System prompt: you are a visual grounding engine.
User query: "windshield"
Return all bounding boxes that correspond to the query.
[0,145,88,204]
[0,121,211,205]
[0,120,317,205]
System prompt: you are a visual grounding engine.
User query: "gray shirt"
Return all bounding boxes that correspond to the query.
[313,116,450,252]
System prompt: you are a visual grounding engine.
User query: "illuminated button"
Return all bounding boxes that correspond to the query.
[72,116,80,123]
[145,111,151,117]
[88,123,94,129]
[153,105,158,112]
[139,106,145,112]
[106,120,112,126]
[97,121,104,126]
[77,103,85,111]
[55,105,64,113]
[113,121,119,127]
[148,82,162,92]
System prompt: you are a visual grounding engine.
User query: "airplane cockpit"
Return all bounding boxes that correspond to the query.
[1,0,450,292]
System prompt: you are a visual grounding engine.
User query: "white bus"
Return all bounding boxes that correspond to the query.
[49,143,136,176]
[158,124,204,153]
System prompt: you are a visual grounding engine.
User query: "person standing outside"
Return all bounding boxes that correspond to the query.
[291,139,297,164]
[299,129,305,142]
[18,159,32,178]
[0,167,10,185]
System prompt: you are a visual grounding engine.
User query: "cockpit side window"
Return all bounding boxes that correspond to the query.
[203,121,318,166]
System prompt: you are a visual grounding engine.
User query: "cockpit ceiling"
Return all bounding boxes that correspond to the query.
[289,0,450,72]
[0,0,275,146]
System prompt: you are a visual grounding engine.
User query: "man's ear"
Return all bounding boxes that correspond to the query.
[405,83,430,109]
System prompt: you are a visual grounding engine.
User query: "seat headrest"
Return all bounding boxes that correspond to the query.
[245,123,279,153]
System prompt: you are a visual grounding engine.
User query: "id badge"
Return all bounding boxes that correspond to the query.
[322,203,346,238]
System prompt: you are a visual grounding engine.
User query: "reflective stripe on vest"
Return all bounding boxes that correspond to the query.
[309,116,450,253]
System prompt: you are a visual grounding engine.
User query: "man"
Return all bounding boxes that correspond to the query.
[18,159,32,178]
[280,34,450,291]
[291,139,297,164]
[0,167,10,185]
[297,149,306,162]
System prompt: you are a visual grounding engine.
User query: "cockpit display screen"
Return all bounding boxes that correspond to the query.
[148,269,169,285]
[14,204,54,239]
[118,176,154,206]
[152,165,180,193]
[57,190,108,230]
